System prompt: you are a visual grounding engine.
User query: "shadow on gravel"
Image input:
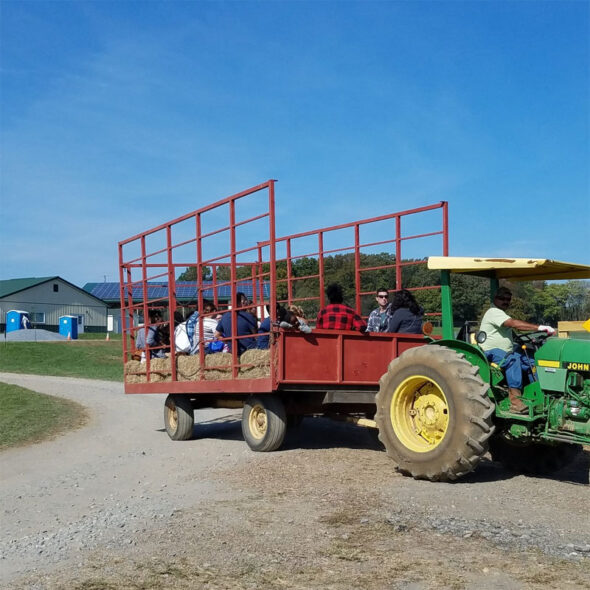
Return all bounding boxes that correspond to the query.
[193,416,243,441]
[455,451,590,486]
[283,417,386,451]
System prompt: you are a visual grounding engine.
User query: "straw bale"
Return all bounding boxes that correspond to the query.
[177,355,201,380]
[125,360,147,384]
[146,357,172,382]
[124,349,270,384]
[203,352,233,380]
[238,348,271,379]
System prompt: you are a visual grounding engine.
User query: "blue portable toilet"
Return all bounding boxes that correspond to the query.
[6,310,31,333]
[59,315,78,340]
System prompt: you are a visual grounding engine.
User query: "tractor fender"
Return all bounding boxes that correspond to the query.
[428,339,492,384]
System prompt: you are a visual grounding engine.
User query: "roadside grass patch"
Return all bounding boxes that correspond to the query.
[0,340,123,381]
[0,382,88,450]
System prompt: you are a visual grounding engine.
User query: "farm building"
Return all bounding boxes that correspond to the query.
[0,277,108,334]
[83,280,270,333]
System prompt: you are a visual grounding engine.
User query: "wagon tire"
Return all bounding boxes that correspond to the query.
[164,394,194,441]
[375,345,495,481]
[242,395,287,452]
[489,437,582,475]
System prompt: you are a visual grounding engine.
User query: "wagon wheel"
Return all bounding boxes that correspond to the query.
[242,395,287,452]
[164,394,194,441]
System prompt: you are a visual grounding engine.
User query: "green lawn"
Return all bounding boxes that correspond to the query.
[0,340,123,381]
[0,382,88,450]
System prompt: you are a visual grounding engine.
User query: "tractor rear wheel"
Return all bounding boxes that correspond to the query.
[242,395,287,452]
[375,345,495,481]
[164,394,194,441]
[489,437,583,475]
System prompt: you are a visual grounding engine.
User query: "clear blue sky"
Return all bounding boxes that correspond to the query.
[2,1,588,287]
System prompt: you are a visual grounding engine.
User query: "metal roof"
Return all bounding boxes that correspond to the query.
[427,257,590,281]
[83,281,271,303]
[0,277,59,298]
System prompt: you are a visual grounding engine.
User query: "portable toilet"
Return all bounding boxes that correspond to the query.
[6,310,31,333]
[59,315,78,340]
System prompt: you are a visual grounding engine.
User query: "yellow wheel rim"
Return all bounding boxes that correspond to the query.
[248,404,267,440]
[390,375,449,453]
[166,403,178,432]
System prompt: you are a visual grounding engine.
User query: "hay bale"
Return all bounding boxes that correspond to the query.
[238,348,270,379]
[177,355,201,380]
[146,357,172,382]
[125,359,147,384]
[204,352,233,380]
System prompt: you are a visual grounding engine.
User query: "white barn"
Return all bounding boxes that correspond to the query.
[0,277,108,334]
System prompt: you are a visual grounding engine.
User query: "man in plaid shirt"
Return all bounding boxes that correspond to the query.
[316,283,367,332]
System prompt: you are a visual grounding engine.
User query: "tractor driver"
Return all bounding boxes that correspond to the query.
[479,287,555,414]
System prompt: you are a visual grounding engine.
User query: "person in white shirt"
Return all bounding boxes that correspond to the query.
[480,287,555,414]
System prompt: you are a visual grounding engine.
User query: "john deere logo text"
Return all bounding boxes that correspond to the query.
[565,362,590,371]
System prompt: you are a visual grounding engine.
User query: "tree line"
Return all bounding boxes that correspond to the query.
[178,253,590,326]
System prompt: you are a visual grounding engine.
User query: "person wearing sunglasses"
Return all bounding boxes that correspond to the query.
[479,286,555,414]
[367,288,391,333]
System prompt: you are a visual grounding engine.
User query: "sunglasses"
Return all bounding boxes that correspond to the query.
[377,295,389,299]
[496,296,511,302]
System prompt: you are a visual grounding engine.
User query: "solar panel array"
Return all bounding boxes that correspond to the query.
[86,281,270,303]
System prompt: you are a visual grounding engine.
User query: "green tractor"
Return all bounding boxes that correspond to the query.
[375,256,590,481]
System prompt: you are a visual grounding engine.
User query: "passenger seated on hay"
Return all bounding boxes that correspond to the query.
[215,292,258,354]
[135,310,166,361]
[186,300,219,355]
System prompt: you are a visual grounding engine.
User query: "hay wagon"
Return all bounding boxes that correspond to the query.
[119,181,447,451]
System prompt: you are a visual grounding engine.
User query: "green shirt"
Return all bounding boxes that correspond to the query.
[480,306,512,353]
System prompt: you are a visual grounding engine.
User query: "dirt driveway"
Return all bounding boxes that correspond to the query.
[1,373,589,589]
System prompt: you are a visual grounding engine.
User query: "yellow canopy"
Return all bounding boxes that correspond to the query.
[427,257,590,281]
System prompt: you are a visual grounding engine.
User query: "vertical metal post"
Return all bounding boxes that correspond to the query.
[441,270,454,340]
[354,224,361,313]
[229,198,238,378]
[286,238,293,305]
[395,215,402,290]
[166,225,177,381]
[140,236,150,375]
[318,232,325,308]
[268,181,278,389]
[442,201,449,256]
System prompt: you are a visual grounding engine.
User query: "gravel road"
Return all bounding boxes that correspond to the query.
[1,372,589,589]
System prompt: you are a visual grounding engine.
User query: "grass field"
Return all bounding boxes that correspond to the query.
[0,340,123,381]
[0,382,88,450]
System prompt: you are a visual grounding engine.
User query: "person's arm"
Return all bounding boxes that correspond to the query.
[503,318,555,334]
[351,311,367,333]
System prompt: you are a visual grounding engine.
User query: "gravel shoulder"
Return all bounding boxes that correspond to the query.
[1,373,589,589]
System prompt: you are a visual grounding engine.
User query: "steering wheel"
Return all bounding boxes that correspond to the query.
[514,331,550,350]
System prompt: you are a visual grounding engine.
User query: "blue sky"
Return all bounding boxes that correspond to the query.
[1,1,588,287]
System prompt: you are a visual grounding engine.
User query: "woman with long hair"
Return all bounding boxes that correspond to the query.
[386,289,423,334]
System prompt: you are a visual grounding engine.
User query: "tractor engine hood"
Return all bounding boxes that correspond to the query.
[536,338,590,372]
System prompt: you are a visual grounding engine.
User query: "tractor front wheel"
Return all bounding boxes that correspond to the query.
[489,437,583,475]
[375,345,495,481]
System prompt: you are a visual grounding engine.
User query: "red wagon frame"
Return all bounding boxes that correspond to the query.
[119,180,448,398]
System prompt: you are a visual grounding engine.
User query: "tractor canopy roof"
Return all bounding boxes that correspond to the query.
[427,257,590,281]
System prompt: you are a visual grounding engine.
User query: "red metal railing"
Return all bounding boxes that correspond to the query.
[119,180,448,391]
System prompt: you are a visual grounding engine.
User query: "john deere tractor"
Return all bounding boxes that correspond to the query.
[375,257,590,481]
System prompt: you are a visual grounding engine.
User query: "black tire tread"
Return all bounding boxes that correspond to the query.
[376,345,495,482]
[242,395,287,452]
[164,394,194,441]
